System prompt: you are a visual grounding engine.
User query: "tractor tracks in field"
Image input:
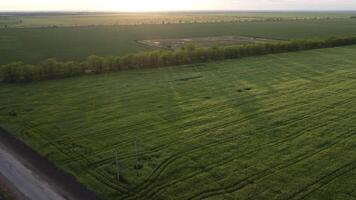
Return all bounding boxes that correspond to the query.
[286,160,356,200]
[132,115,356,200]
[65,79,354,169]
[143,127,356,200]
[58,71,353,168]
[184,130,356,200]
[60,88,276,165]
[88,83,355,196]
[57,67,345,147]
[123,100,356,199]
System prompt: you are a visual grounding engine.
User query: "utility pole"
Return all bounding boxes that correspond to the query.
[134,139,139,169]
[114,149,120,182]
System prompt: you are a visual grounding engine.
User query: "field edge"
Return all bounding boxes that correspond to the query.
[0,127,101,200]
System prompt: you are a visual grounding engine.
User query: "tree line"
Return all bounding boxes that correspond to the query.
[1,36,356,83]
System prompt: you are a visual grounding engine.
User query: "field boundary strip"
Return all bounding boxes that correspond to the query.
[0,127,101,200]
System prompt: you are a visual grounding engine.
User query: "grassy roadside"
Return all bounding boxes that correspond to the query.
[0,185,13,200]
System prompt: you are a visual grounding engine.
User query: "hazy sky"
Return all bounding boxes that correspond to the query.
[1,0,356,11]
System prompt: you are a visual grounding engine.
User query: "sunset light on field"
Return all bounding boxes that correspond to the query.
[107,0,224,11]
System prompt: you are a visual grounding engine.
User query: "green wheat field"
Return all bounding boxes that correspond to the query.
[0,44,355,199]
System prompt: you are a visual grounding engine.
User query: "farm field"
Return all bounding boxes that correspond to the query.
[0,45,355,199]
[1,11,356,28]
[1,18,356,65]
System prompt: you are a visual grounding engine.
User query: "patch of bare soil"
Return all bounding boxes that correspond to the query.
[139,35,277,49]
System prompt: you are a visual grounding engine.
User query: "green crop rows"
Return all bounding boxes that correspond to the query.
[0,45,355,199]
[1,18,356,65]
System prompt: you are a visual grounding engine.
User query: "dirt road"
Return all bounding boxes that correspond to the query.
[0,128,99,200]
[0,143,67,200]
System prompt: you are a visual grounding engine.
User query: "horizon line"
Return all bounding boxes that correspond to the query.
[1,9,356,13]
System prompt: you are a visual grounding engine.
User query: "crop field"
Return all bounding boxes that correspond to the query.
[0,13,276,28]
[1,18,356,65]
[0,45,355,199]
[1,11,355,28]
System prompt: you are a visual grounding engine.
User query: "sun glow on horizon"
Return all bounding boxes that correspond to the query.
[96,0,225,12]
[0,0,226,12]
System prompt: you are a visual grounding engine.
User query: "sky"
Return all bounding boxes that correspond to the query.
[1,0,356,12]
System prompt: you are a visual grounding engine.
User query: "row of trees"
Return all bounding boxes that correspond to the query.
[2,36,356,83]
[0,60,81,83]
